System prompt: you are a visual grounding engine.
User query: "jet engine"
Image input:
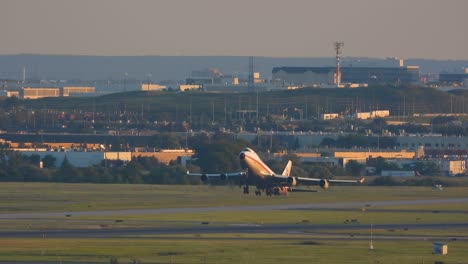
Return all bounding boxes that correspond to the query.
[287,176,297,186]
[319,179,330,189]
[201,174,208,183]
[220,174,227,181]
[239,153,246,160]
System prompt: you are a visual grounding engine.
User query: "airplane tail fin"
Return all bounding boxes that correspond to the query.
[282,160,292,176]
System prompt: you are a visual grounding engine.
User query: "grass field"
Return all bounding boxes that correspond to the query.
[0,183,467,263]
[1,236,467,263]
[1,183,467,213]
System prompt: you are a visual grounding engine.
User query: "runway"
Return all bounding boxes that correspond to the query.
[0,197,467,240]
[1,222,467,239]
[1,197,467,219]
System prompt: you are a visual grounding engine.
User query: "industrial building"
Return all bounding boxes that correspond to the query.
[321,113,340,120]
[7,86,96,99]
[272,47,419,87]
[353,110,390,119]
[272,66,420,86]
[439,68,468,85]
[22,87,61,99]
[185,67,267,92]
[179,84,202,91]
[62,86,96,96]
[18,150,132,168]
[17,149,193,168]
[141,83,167,91]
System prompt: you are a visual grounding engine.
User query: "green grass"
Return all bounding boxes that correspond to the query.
[0,183,467,263]
[0,236,466,263]
[0,183,467,213]
[74,209,468,226]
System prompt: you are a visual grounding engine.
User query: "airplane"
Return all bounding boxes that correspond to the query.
[187,147,365,196]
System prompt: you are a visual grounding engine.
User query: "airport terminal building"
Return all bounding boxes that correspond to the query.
[272,66,420,86]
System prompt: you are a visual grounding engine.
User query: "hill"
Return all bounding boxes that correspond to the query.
[14,85,466,122]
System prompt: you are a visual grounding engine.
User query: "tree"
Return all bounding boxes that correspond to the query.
[345,160,365,176]
[191,134,250,173]
[368,157,400,174]
[27,154,41,165]
[148,133,181,149]
[54,156,82,182]
[319,137,336,148]
[42,155,56,168]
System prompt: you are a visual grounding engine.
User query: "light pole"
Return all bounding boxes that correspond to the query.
[146,73,152,90]
[123,72,128,92]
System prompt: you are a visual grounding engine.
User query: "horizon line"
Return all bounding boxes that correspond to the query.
[1,53,467,62]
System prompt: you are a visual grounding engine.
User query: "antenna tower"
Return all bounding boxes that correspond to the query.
[22,66,26,83]
[248,56,254,93]
[334,42,344,86]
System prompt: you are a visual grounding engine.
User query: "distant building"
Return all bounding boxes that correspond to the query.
[439,68,468,85]
[272,67,334,86]
[432,242,448,255]
[63,86,96,96]
[141,84,167,91]
[353,110,390,119]
[272,66,420,86]
[186,77,214,86]
[321,113,340,120]
[381,170,415,177]
[354,112,372,119]
[334,150,418,160]
[22,87,60,99]
[438,159,465,176]
[18,150,132,168]
[372,110,390,118]
[132,149,193,165]
[179,84,201,91]
[6,91,20,98]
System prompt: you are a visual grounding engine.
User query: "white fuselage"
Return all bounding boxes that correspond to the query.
[239,148,274,180]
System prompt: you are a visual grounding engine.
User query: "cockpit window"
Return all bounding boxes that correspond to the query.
[242,148,252,152]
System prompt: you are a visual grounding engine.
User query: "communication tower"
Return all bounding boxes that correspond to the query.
[248,56,254,92]
[333,42,344,86]
[22,66,26,83]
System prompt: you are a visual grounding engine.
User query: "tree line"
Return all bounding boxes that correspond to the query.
[0,134,451,186]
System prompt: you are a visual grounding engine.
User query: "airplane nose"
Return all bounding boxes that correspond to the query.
[239,153,245,160]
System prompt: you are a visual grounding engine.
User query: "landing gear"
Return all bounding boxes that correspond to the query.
[255,189,262,196]
[243,185,250,194]
[273,187,280,196]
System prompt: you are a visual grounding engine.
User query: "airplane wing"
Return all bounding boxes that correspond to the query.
[289,188,318,193]
[186,171,246,183]
[270,174,365,189]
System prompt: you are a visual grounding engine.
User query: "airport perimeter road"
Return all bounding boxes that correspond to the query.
[0,198,468,219]
[1,222,468,239]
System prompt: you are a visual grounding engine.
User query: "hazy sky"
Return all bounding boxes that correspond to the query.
[1,0,467,59]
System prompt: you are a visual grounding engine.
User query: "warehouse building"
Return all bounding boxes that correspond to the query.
[141,83,167,91]
[439,68,468,85]
[63,86,96,96]
[22,87,61,99]
[272,66,420,86]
